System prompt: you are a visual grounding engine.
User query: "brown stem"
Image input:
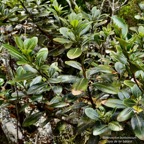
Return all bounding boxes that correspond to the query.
[132,73,144,92]
[87,86,96,109]
[20,1,53,40]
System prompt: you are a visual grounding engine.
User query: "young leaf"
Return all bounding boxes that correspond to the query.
[14,36,24,50]
[24,37,38,50]
[22,112,43,127]
[112,15,128,38]
[67,48,82,59]
[36,48,48,65]
[60,27,75,41]
[117,107,134,122]
[85,108,99,120]
[2,44,26,60]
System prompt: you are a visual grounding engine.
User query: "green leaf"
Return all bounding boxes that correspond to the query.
[85,108,99,120]
[52,86,62,95]
[27,83,48,94]
[36,48,48,65]
[73,78,88,91]
[86,65,113,78]
[138,26,144,37]
[102,99,126,109]
[112,15,128,38]
[2,44,27,60]
[124,80,135,88]
[123,99,136,107]
[23,64,37,73]
[51,102,69,108]
[24,37,38,50]
[118,90,130,100]
[108,121,123,131]
[14,36,24,50]
[131,85,142,98]
[117,107,134,122]
[94,83,119,94]
[60,27,75,41]
[93,125,109,136]
[57,75,78,83]
[131,115,144,140]
[111,51,128,64]
[15,72,37,82]
[67,48,82,59]
[115,62,125,74]
[65,61,82,70]
[53,38,72,44]
[30,76,42,87]
[91,6,100,19]
[22,112,43,127]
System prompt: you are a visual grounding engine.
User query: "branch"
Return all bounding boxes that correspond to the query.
[132,73,144,92]
[87,86,96,109]
[19,1,53,40]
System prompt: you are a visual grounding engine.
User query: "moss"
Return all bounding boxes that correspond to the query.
[118,0,142,26]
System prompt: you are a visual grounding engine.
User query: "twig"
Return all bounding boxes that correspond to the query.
[132,73,144,92]
[87,86,96,109]
[19,0,53,40]
[15,83,20,144]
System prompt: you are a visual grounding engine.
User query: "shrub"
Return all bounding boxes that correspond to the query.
[0,0,144,143]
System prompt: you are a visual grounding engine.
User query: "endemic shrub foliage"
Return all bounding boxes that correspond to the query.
[1,0,144,143]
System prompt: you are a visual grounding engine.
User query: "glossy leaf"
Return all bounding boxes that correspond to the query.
[131,115,144,140]
[108,121,123,131]
[117,107,134,122]
[112,15,128,38]
[102,99,126,109]
[14,36,24,50]
[2,44,27,60]
[85,108,99,120]
[27,83,48,94]
[86,65,113,78]
[53,38,72,44]
[36,48,48,65]
[94,83,119,94]
[124,80,135,88]
[24,37,38,50]
[30,76,42,87]
[93,125,109,136]
[22,112,43,127]
[123,99,136,107]
[73,78,88,91]
[65,60,82,70]
[23,64,37,73]
[67,48,82,59]
[15,73,37,81]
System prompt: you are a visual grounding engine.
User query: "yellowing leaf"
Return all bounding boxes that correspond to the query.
[72,89,82,95]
